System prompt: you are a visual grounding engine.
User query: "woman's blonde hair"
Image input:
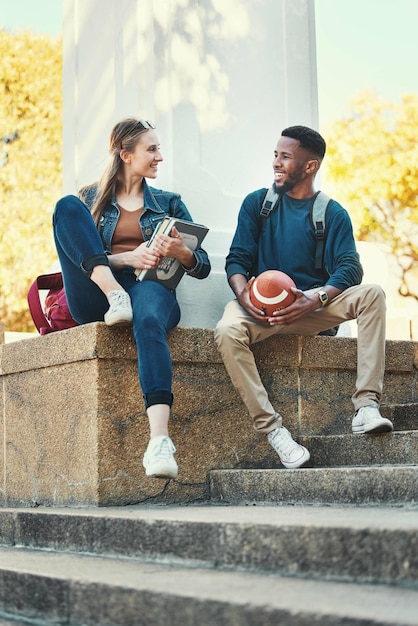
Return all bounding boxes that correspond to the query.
[89,118,156,226]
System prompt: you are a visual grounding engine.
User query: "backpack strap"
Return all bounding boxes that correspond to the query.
[258,185,281,237]
[311,191,331,270]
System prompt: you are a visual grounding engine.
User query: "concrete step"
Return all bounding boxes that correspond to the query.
[300,431,418,467]
[0,613,32,626]
[1,545,418,626]
[384,402,418,431]
[210,465,418,505]
[1,504,418,625]
[2,505,418,588]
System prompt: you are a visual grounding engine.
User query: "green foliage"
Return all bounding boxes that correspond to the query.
[323,90,418,300]
[0,29,62,331]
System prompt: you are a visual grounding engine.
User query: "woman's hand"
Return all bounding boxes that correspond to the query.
[108,242,162,271]
[154,226,195,269]
[108,226,196,272]
[129,242,162,270]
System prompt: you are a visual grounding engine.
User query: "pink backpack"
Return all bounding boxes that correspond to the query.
[28,272,79,335]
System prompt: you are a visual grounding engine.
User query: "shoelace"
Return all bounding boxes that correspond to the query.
[153,437,176,459]
[355,406,379,422]
[270,428,299,457]
[109,291,131,310]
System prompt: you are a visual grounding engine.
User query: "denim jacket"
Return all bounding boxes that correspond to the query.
[79,180,211,280]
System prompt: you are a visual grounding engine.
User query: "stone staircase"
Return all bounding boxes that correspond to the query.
[0,321,417,624]
[0,498,418,624]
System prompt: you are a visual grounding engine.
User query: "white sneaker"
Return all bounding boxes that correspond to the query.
[267,426,310,469]
[104,290,133,326]
[352,405,393,434]
[143,435,178,479]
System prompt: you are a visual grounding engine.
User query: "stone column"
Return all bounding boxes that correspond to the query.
[63,0,318,327]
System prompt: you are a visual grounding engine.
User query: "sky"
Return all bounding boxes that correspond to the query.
[1,0,418,128]
[315,0,418,126]
[0,0,62,38]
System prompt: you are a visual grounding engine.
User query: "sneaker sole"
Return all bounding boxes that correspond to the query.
[280,447,311,470]
[352,419,393,435]
[146,470,178,479]
[104,316,133,327]
[143,461,178,479]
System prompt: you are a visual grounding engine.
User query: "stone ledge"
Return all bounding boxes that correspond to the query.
[0,323,417,507]
[2,322,417,375]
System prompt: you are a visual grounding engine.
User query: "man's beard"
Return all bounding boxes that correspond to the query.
[273,180,293,194]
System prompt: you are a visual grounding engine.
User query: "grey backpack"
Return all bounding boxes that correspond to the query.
[259,186,331,270]
[259,186,338,336]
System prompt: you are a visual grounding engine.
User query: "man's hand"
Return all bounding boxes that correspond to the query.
[231,275,271,322]
[229,273,342,326]
[264,288,318,325]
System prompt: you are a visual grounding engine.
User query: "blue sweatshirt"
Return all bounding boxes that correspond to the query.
[225,188,363,291]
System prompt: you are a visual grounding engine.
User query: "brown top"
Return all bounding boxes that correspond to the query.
[111,206,144,255]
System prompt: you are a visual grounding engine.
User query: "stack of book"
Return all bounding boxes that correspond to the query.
[135,217,209,289]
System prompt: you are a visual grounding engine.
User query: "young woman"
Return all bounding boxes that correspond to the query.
[53,118,211,480]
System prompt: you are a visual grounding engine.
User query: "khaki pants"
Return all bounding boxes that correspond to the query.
[214,284,386,434]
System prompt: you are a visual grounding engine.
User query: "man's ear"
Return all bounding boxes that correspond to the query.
[306,159,320,174]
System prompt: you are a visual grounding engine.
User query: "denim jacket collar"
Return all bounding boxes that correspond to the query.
[108,179,166,215]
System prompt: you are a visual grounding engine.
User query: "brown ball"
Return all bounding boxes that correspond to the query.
[250,270,296,315]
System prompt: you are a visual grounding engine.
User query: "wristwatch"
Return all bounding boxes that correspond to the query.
[318,290,329,307]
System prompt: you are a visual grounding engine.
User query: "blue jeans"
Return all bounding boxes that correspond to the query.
[53,195,181,408]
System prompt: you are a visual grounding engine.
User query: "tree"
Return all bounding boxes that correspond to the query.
[0,29,62,331]
[322,90,418,301]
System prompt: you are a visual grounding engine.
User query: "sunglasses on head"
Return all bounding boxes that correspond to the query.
[138,119,156,130]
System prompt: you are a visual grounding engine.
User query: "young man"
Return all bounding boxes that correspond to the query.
[214,125,393,469]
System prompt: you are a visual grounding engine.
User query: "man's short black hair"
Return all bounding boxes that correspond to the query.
[281,125,326,159]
